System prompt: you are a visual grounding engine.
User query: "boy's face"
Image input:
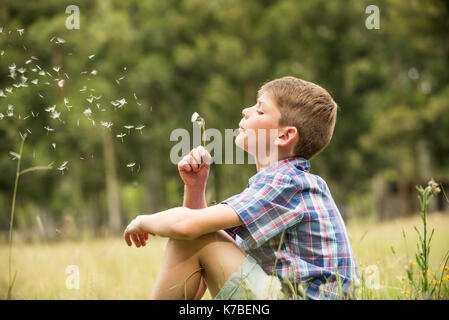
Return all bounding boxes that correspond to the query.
[235,91,283,158]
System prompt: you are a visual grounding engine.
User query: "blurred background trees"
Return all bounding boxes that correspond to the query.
[0,0,448,239]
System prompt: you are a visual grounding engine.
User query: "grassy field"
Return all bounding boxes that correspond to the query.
[1,212,448,300]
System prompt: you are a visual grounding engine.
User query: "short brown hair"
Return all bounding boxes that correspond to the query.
[258,76,338,160]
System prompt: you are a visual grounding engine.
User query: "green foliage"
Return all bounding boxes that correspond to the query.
[0,0,448,235]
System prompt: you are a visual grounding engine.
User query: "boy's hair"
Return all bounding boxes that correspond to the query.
[258,76,338,160]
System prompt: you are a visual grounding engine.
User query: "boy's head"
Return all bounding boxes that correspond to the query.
[236,76,338,161]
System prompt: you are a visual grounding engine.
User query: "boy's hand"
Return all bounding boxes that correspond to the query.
[178,146,212,188]
[124,215,154,248]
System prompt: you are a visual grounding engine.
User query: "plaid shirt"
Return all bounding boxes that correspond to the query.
[220,156,359,300]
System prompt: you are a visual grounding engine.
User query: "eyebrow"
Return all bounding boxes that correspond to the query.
[257,99,266,111]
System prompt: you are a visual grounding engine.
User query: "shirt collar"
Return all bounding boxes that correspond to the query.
[248,156,310,185]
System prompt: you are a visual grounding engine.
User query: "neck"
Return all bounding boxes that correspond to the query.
[255,148,294,173]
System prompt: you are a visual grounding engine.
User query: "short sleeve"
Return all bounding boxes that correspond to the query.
[220,172,304,249]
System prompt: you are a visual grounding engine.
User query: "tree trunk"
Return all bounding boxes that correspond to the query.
[101,129,121,234]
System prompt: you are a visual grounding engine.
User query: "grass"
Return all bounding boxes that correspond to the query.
[1,212,448,300]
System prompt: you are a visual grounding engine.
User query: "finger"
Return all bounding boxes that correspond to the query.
[200,147,212,166]
[187,153,199,171]
[191,149,201,165]
[138,233,146,246]
[178,159,192,172]
[132,234,141,247]
[124,232,132,246]
[145,233,149,240]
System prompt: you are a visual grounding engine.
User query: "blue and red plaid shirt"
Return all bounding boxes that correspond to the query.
[220,156,359,300]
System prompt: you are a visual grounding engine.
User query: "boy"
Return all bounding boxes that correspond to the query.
[124,76,359,300]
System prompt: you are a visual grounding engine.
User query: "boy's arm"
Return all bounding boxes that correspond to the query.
[124,204,243,245]
[183,185,207,209]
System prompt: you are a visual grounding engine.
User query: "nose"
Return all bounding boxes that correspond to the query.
[242,107,250,119]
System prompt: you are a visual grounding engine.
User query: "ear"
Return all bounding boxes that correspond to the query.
[275,126,298,147]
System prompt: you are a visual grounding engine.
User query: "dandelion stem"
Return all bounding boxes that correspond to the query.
[7,133,26,299]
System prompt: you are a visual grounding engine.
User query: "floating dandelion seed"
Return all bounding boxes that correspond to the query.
[50,111,61,121]
[17,28,24,36]
[53,66,60,73]
[115,76,125,85]
[31,79,38,85]
[45,105,56,113]
[58,161,68,174]
[0,90,5,97]
[80,86,87,92]
[127,163,136,173]
[64,97,69,105]
[124,125,134,134]
[111,98,127,109]
[90,70,97,76]
[38,70,46,76]
[17,67,26,74]
[10,152,21,160]
[52,143,56,149]
[83,108,92,117]
[87,97,94,104]
[135,125,145,134]
[116,133,126,143]
[25,59,32,65]
[55,38,65,44]
[101,121,113,129]
[89,54,95,59]
[57,79,64,87]
[44,126,54,135]
[26,128,32,134]
[0,113,4,120]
